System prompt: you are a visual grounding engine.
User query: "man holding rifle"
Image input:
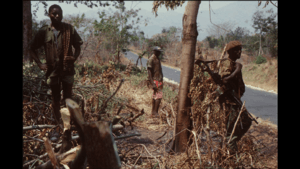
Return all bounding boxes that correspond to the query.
[196,40,255,153]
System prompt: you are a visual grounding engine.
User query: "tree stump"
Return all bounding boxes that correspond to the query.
[66,99,121,169]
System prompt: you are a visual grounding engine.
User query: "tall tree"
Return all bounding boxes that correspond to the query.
[252,5,277,56]
[174,1,201,152]
[93,4,144,64]
[152,0,200,153]
[23,1,32,62]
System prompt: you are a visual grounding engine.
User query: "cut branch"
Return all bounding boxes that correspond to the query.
[66,98,121,169]
[98,79,124,116]
[23,125,57,131]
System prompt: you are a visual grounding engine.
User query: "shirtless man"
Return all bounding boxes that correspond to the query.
[147,46,164,117]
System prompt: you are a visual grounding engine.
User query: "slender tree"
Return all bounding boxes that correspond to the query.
[23,1,32,62]
[152,0,200,153]
[173,1,201,152]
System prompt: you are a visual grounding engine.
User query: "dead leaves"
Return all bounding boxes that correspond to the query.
[152,1,186,17]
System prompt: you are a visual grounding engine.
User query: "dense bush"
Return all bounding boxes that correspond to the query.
[254,55,267,64]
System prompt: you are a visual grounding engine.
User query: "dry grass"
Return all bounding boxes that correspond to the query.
[242,57,278,93]
[118,71,277,169]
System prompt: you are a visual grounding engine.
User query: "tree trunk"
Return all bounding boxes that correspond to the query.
[23,0,32,62]
[259,29,263,56]
[173,1,201,153]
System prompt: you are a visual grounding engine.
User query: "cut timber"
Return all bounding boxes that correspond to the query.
[83,121,121,169]
[66,98,121,169]
[43,137,58,169]
[112,124,123,132]
[60,108,71,131]
[112,115,122,125]
[36,146,81,169]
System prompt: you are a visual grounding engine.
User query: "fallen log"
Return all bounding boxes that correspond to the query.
[112,124,124,132]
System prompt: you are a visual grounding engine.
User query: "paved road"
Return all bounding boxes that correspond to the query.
[124,51,278,124]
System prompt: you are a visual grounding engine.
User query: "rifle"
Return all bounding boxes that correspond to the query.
[195,59,259,124]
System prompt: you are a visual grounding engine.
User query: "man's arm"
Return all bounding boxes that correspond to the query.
[28,27,47,70]
[146,57,157,90]
[148,68,157,90]
[29,49,47,70]
[222,62,242,84]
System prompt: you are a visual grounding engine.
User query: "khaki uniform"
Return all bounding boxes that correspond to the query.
[218,58,252,151]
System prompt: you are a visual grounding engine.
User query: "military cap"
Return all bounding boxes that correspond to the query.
[226,41,242,51]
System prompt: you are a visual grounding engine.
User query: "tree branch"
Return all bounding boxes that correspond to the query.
[98,79,124,116]
[23,125,57,131]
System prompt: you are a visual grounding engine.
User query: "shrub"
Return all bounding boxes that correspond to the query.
[254,55,267,64]
[74,61,109,78]
[162,85,177,103]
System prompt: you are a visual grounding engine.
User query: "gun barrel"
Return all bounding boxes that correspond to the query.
[232,96,259,124]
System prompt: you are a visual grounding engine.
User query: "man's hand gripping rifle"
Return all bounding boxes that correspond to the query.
[195,59,259,124]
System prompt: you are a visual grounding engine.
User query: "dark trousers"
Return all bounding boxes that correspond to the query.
[50,80,73,124]
[225,104,252,151]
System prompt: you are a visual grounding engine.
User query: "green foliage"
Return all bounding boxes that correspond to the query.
[127,69,148,86]
[254,55,267,64]
[205,36,219,49]
[252,9,277,57]
[93,2,145,61]
[152,1,185,17]
[162,85,177,103]
[23,60,51,103]
[74,61,109,78]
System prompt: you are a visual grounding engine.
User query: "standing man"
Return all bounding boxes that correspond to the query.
[147,46,163,117]
[28,4,83,153]
[218,40,252,153]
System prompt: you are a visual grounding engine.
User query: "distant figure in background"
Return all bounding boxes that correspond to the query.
[28,4,83,154]
[204,48,208,60]
[147,46,164,117]
[196,46,204,60]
